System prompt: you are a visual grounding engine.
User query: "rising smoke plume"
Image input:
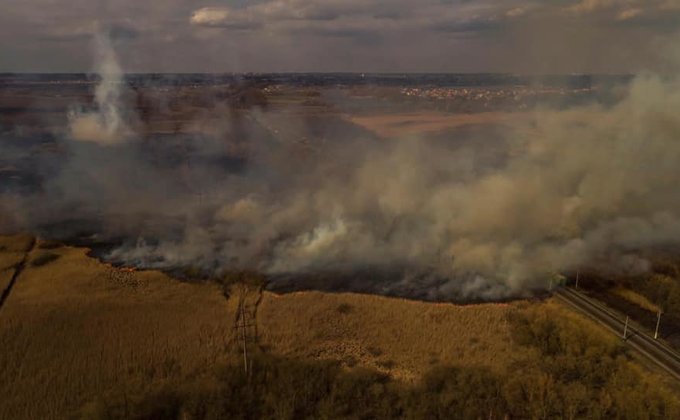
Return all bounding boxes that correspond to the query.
[2,37,680,300]
[68,33,132,144]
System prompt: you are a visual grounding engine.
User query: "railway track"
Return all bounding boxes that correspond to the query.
[554,286,680,381]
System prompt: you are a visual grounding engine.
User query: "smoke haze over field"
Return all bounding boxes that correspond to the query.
[68,34,133,144]
[3,37,680,300]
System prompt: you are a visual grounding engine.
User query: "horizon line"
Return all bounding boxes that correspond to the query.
[0,71,634,77]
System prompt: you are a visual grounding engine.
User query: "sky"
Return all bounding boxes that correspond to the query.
[1,0,679,73]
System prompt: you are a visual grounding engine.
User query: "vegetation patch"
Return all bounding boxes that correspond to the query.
[37,239,62,250]
[336,303,353,314]
[80,301,680,420]
[366,346,383,357]
[83,338,680,420]
[30,252,60,267]
[507,303,679,418]
[0,234,34,253]
[613,287,661,313]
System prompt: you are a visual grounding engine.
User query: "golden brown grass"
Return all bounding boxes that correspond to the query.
[0,233,33,272]
[1,234,678,418]
[0,241,237,419]
[0,234,33,299]
[257,290,521,382]
[612,287,661,313]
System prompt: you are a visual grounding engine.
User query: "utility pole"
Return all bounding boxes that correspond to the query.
[240,301,249,375]
[623,316,629,340]
[235,288,257,378]
[575,270,579,290]
[654,310,662,340]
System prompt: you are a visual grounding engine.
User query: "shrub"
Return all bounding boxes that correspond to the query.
[366,346,383,357]
[336,303,353,314]
[37,240,62,250]
[31,252,60,267]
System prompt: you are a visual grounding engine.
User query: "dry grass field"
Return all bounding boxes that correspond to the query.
[0,238,237,419]
[0,234,33,293]
[1,234,679,418]
[613,287,661,314]
[258,291,520,382]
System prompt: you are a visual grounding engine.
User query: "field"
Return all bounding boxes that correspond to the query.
[0,236,236,419]
[0,234,522,417]
[258,291,517,382]
[347,111,519,138]
[1,234,679,418]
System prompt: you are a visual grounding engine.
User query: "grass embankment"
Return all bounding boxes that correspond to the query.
[613,287,661,313]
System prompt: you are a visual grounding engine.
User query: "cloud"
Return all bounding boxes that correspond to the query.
[1,0,679,72]
[189,0,524,37]
[433,16,504,34]
[565,0,680,24]
[189,1,363,28]
[190,7,261,29]
[566,0,625,14]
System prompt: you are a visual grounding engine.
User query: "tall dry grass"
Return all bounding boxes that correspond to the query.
[0,242,238,419]
[0,234,34,292]
[2,234,679,418]
[613,287,661,313]
[257,290,520,382]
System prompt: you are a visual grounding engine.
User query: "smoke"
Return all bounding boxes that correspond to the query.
[3,37,680,300]
[68,33,132,144]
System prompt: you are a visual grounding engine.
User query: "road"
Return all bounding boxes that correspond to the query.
[554,286,680,382]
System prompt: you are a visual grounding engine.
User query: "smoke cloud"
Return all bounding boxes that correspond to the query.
[3,36,680,300]
[68,33,132,144]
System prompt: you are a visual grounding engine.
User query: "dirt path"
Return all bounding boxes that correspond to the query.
[0,237,36,312]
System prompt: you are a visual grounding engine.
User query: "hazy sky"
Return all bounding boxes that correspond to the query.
[1,0,679,73]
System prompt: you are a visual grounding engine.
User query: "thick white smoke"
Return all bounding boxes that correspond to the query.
[111,74,680,298]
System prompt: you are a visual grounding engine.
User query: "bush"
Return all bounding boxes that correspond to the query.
[336,303,353,314]
[31,252,60,267]
[37,240,62,250]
